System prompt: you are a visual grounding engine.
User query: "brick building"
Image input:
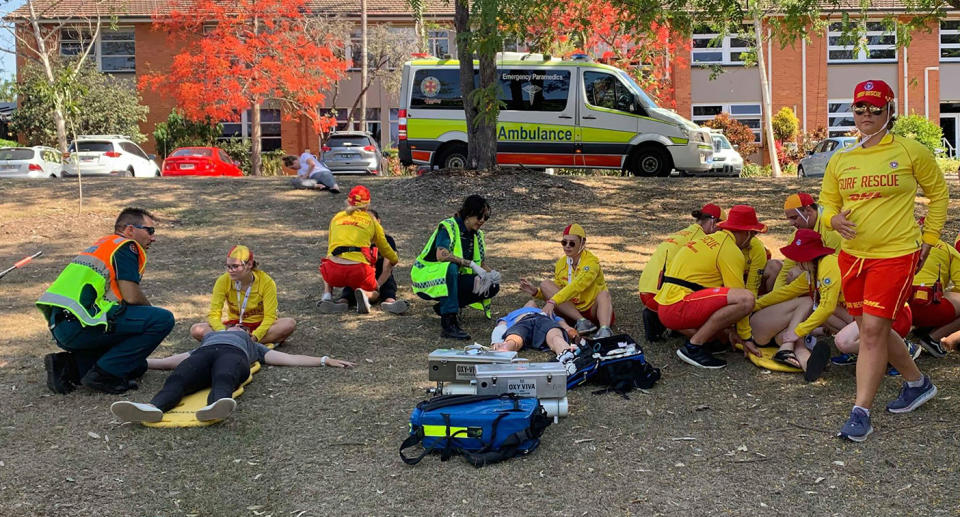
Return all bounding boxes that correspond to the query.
[9,1,959,160]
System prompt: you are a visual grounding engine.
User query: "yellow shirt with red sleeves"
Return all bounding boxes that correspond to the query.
[326,209,399,265]
[742,237,768,297]
[913,239,960,292]
[207,270,279,342]
[775,209,843,289]
[654,230,752,339]
[542,249,607,311]
[820,133,949,258]
[638,223,705,294]
[755,254,844,338]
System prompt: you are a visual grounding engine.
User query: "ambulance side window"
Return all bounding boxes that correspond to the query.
[584,71,641,115]
[410,69,479,110]
[497,69,570,112]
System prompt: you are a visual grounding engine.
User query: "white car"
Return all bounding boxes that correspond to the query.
[708,132,744,176]
[62,136,161,178]
[0,146,64,178]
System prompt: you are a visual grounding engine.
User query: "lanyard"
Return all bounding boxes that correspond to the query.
[234,280,253,324]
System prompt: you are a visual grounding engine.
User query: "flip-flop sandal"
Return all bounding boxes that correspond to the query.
[773,349,801,369]
[804,341,830,382]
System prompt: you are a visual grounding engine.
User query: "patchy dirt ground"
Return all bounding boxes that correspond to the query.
[1,172,958,517]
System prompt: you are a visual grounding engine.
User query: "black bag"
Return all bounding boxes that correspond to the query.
[566,334,661,397]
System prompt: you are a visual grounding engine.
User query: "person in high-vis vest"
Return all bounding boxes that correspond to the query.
[654,205,766,369]
[189,245,297,345]
[821,79,947,442]
[36,207,175,395]
[411,195,500,340]
[520,223,616,339]
[637,203,725,342]
[318,185,401,314]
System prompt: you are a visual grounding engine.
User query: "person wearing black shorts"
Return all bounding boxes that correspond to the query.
[492,311,576,356]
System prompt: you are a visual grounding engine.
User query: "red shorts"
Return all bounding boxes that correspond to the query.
[223,320,261,332]
[909,297,957,328]
[639,292,659,312]
[838,250,918,320]
[658,287,730,331]
[320,258,377,291]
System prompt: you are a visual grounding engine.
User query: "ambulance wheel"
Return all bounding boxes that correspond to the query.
[436,144,468,169]
[627,145,672,177]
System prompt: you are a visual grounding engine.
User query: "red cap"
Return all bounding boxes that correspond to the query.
[780,229,835,262]
[717,205,766,233]
[784,192,815,210]
[853,80,894,108]
[347,185,371,207]
[701,203,725,221]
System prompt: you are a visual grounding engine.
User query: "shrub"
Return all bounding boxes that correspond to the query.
[891,114,944,155]
[936,156,960,175]
[153,110,222,159]
[772,106,799,143]
[703,113,758,159]
[0,138,17,148]
[740,163,771,177]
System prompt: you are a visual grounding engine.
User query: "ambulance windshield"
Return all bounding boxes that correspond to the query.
[617,71,658,109]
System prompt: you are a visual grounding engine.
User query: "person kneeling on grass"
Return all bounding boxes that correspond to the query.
[282,154,340,193]
[750,230,851,382]
[520,223,616,339]
[110,327,354,424]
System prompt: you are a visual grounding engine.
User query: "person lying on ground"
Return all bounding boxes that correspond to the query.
[520,223,616,339]
[491,305,578,360]
[750,229,849,381]
[491,300,577,344]
[282,153,340,193]
[190,245,296,346]
[110,327,353,424]
[329,209,408,315]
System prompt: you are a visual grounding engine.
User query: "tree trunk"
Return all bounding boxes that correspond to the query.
[251,103,262,176]
[454,0,481,169]
[53,104,68,153]
[360,0,368,134]
[754,17,781,177]
[475,52,497,169]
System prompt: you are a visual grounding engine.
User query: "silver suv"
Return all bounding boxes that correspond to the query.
[321,132,384,175]
[62,135,161,178]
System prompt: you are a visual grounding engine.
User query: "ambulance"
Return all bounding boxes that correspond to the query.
[397,53,713,176]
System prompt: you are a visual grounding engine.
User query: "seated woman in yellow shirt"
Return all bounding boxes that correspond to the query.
[750,230,849,381]
[190,245,297,345]
[520,223,615,339]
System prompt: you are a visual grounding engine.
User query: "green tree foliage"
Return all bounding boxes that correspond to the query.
[703,113,759,159]
[892,114,945,156]
[153,110,223,159]
[772,106,799,143]
[14,63,148,147]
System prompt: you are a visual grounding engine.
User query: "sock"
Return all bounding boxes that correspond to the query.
[321,292,332,302]
[853,405,870,416]
[599,326,610,331]
[906,376,926,388]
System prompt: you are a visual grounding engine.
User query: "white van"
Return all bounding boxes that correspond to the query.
[397,53,713,176]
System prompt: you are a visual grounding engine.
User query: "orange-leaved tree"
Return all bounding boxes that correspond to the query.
[139,0,348,175]
[507,0,688,109]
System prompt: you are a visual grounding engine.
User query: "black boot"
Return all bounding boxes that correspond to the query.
[440,313,470,340]
[44,352,78,394]
[642,308,666,343]
[81,365,132,394]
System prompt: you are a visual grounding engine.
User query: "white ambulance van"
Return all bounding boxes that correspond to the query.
[397,53,713,176]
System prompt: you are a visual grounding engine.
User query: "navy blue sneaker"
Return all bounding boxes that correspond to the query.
[886,365,900,376]
[831,353,857,366]
[676,343,727,369]
[837,407,873,442]
[905,338,921,360]
[918,333,947,358]
[886,375,937,413]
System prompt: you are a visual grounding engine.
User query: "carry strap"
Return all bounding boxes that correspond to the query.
[417,394,503,412]
[461,406,551,468]
[332,246,365,256]
[661,276,706,292]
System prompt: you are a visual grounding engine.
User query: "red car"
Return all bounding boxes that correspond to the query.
[162,147,243,177]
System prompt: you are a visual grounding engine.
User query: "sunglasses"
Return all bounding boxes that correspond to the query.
[132,224,155,235]
[560,240,579,248]
[226,262,246,271]
[852,104,885,115]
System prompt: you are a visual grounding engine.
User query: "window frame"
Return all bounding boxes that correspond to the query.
[827,21,897,63]
[428,30,450,57]
[691,103,762,143]
[218,109,283,152]
[690,29,752,66]
[941,20,960,61]
[827,99,856,137]
[60,28,136,73]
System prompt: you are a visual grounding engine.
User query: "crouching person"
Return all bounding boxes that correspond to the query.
[654,205,765,369]
[110,327,354,424]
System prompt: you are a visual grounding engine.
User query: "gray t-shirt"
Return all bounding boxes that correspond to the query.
[193,330,271,364]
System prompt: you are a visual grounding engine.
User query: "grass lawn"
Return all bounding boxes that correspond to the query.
[0,172,958,516]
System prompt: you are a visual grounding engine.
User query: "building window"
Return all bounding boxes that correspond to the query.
[428,30,450,57]
[219,109,282,152]
[502,35,530,53]
[828,22,896,63]
[828,100,856,137]
[692,103,762,142]
[691,29,751,65]
[60,29,136,72]
[941,20,960,61]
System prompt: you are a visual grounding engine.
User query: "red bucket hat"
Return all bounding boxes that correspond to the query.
[347,185,371,207]
[780,229,835,262]
[717,205,766,233]
[853,80,894,108]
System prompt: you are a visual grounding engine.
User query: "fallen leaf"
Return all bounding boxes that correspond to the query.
[815,477,825,484]
[87,431,100,439]
[65,477,75,482]
[645,409,653,417]
[365,359,374,364]
[674,462,685,467]
[737,444,748,452]
[833,461,844,466]
[671,436,696,441]
[574,438,594,444]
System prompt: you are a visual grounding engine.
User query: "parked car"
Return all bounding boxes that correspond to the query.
[320,131,384,175]
[162,147,243,177]
[62,135,161,178]
[0,146,63,178]
[708,132,744,176]
[798,136,858,177]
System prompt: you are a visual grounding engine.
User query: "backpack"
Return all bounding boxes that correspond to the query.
[400,394,552,468]
[566,334,661,397]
